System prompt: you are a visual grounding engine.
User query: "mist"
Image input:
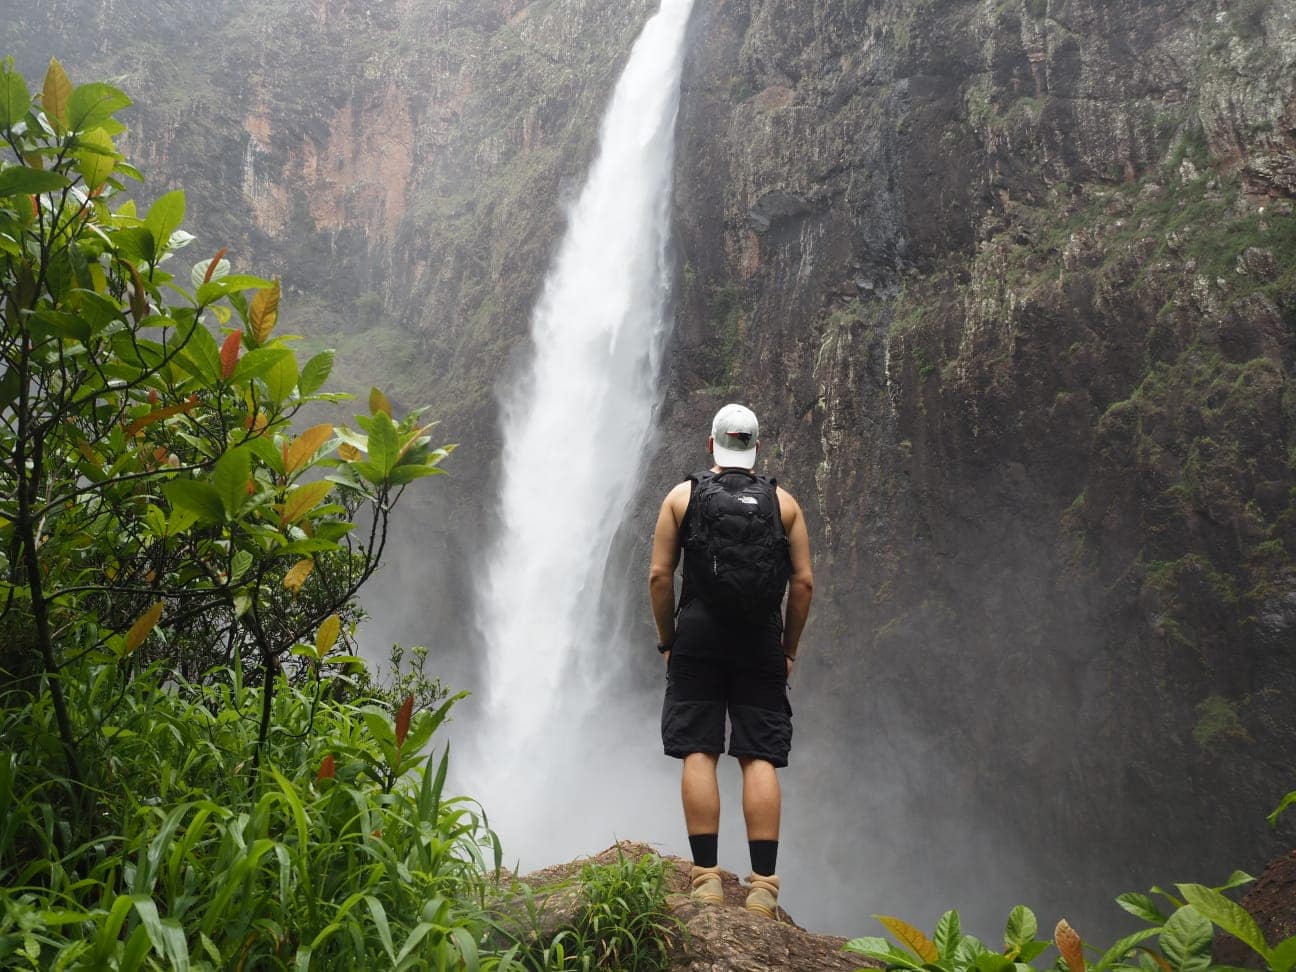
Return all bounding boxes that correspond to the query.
[11,0,1291,950]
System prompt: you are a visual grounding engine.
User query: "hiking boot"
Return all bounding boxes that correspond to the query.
[744,873,780,919]
[689,865,724,905]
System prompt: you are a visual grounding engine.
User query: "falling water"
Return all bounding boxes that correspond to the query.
[465,0,696,864]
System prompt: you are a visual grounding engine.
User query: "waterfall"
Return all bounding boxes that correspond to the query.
[465,0,696,864]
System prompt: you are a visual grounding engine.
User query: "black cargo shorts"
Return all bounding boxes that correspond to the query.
[660,601,792,768]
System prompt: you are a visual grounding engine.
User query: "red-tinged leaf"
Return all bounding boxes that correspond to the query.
[42,58,72,132]
[249,279,280,344]
[283,424,334,476]
[123,398,200,437]
[1055,920,1085,972]
[314,614,340,658]
[124,602,164,654]
[279,479,333,527]
[876,915,939,963]
[148,389,159,405]
[395,693,414,747]
[282,558,313,593]
[316,753,335,781]
[219,330,241,380]
[203,246,228,284]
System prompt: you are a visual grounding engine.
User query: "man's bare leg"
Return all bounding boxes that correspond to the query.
[739,756,782,917]
[738,756,780,841]
[682,752,721,834]
[682,752,724,903]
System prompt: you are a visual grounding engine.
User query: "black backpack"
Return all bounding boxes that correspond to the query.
[681,469,791,617]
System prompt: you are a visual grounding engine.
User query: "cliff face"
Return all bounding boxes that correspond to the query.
[7,0,1294,938]
[657,0,1296,932]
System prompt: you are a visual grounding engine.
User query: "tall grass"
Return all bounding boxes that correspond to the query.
[0,663,519,969]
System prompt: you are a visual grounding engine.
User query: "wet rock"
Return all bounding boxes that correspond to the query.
[1236,246,1277,280]
[747,191,813,235]
[501,843,870,972]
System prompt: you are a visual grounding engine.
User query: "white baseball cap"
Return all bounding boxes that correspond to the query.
[710,403,759,468]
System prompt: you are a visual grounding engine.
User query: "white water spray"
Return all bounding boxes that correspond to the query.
[465,0,696,864]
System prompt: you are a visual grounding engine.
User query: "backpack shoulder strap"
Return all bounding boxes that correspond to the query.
[681,470,712,536]
[757,474,787,539]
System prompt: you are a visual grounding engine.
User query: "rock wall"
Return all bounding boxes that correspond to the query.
[650,0,1296,935]
[7,0,1295,939]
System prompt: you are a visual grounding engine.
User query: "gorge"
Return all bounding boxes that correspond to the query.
[7,0,1294,943]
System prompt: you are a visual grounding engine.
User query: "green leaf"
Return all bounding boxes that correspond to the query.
[1018,941,1050,963]
[67,82,131,132]
[1178,884,1268,962]
[1005,906,1038,951]
[1269,791,1296,827]
[131,894,191,971]
[1095,930,1162,972]
[0,166,70,197]
[176,319,221,383]
[229,549,253,584]
[0,366,18,412]
[167,503,200,536]
[1117,893,1168,925]
[264,350,299,406]
[191,257,230,290]
[163,480,225,525]
[211,445,252,519]
[243,435,285,477]
[977,953,1016,972]
[299,349,335,395]
[232,346,291,383]
[361,708,396,749]
[956,935,989,966]
[934,911,962,959]
[366,410,399,476]
[1269,936,1296,972]
[194,273,273,305]
[0,66,30,129]
[1159,906,1212,972]
[111,226,155,264]
[143,190,185,260]
[1217,872,1255,893]
[68,289,126,332]
[74,127,116,189]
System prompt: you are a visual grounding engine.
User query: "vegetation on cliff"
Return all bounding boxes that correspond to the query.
[0,58,675,969]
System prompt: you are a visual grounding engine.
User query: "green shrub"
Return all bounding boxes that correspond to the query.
[514,852,680,971]
[845,865,1296,972]
[0,664,525,969]
[0,57,556,969]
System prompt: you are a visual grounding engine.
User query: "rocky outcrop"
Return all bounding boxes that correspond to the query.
[509,842,868,971]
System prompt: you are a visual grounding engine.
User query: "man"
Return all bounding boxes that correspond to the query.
[649,403,813,919]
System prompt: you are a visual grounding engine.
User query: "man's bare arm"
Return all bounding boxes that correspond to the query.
[779,487,814,663]
[649,482,690,655]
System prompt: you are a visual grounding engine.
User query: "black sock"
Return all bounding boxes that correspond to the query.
[749,839,778,876]
[688,833,718,868]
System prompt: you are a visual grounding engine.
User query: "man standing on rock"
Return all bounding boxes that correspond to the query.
[649,403,814,919]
